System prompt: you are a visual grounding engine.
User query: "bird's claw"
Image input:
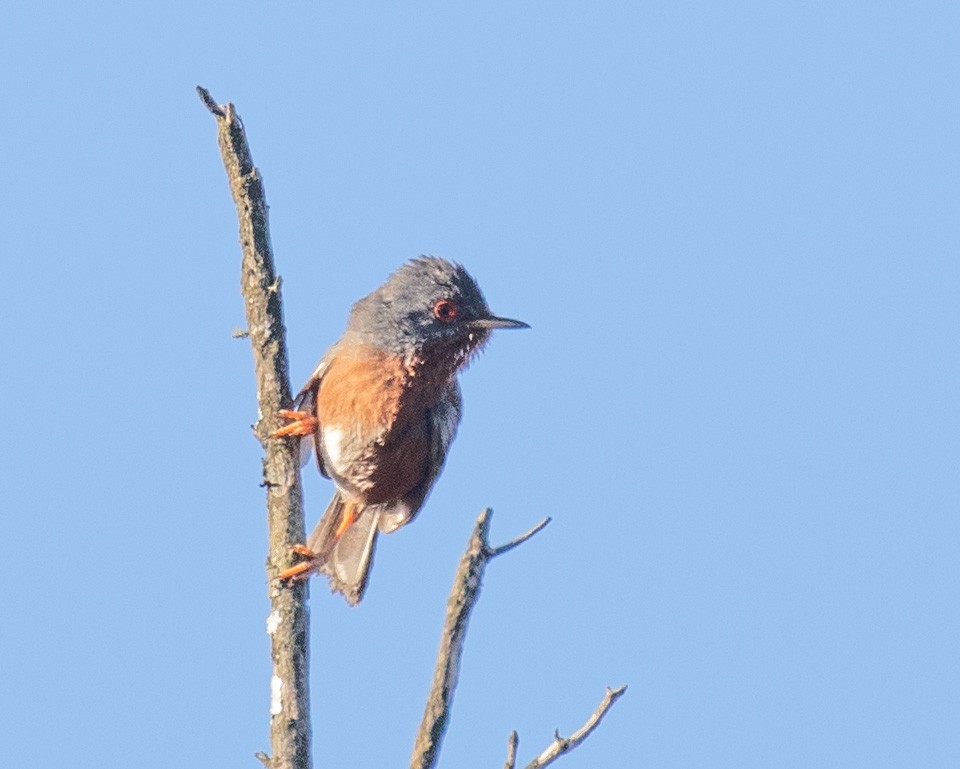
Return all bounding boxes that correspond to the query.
[270,410,319,438]
[277,543,318,581]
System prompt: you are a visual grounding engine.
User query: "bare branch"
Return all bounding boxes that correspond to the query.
[197,84,226,117]
[487,517,551,559]
[503,731,519,769]
[410,509,550,769]
[198,86,312,769]
[521,686,628,769]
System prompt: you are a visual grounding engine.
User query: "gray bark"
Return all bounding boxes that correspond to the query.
[198,86,312,769]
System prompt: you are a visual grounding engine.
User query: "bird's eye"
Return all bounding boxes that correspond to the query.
[432,299,458,323]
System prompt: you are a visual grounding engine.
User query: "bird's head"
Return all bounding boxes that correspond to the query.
[347,257,528,368]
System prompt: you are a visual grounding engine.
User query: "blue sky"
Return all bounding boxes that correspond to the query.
[2,2,958,767]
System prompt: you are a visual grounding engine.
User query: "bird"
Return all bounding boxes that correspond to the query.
[271,257,528,604]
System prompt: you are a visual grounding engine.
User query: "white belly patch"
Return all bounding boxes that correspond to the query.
[322,425,346,476]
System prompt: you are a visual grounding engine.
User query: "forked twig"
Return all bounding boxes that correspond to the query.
[410,509,550,769]
[521,686,628,769]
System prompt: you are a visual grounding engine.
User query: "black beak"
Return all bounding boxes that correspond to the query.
[469,315,530,330]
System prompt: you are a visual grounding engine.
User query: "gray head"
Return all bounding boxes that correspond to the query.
[345,257,527,363]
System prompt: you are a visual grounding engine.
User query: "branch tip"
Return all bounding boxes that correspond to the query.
[503,730,519,769]
[196,85,225,117]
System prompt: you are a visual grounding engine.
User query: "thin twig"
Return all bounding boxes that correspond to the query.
[197,84,226,117]
[487,517,551,559]
[521,686,628,769]
[410,509,550,769]
[503,731,519,769]
[198,85,312,769]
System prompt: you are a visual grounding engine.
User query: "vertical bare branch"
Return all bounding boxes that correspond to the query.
[410,510,551,769]
[198,86,312,769]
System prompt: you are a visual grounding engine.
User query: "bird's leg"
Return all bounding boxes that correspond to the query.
[334,505,358,538]
[278,506,357,580]
[270,409,319,438]
[277,544,318,581]
[277,561,315,581]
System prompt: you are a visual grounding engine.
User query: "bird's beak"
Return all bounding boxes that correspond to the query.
[469,315,530,330]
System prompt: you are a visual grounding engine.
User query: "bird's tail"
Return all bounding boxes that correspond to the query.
[307,492,379,605]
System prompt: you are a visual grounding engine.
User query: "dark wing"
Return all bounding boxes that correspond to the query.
[293,354,333,478]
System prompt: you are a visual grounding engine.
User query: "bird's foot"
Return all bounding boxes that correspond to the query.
[277,544,318,581]
[270,409,319,438]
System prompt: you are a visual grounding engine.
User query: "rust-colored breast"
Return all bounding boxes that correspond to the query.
[316,344,439,505]
[317,345,408,435]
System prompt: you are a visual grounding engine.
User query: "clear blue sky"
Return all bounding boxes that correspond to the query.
[2,3,957,767]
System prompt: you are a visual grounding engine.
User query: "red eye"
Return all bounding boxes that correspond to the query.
[433,299,458,322]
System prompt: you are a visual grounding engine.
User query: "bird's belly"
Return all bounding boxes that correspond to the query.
[321,420,430,506]
[316,346,444,505]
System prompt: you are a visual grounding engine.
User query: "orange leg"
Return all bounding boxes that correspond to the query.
[270,409,319,438]
[334,504,358,539]
[277,543,319,581]
[278,561,315,581]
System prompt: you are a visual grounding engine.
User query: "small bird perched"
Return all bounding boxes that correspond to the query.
[272,257,528,604]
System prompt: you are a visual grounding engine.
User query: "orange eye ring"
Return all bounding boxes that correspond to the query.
[433,299,458,322]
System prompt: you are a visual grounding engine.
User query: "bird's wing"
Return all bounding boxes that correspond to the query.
[293,353,333,477]
[427,379,463,475]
